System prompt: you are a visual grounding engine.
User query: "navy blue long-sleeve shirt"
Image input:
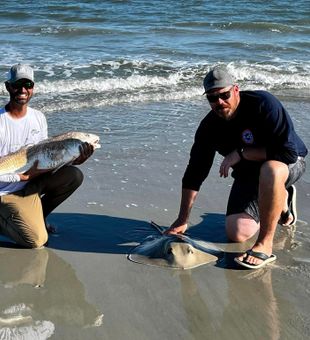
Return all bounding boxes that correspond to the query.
[182,90,308,191]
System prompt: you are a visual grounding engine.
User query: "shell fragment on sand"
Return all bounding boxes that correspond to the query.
[0,131,100,175]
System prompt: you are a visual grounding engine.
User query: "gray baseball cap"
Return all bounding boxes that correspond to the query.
[203,67,234,93]
[7,64,34,83]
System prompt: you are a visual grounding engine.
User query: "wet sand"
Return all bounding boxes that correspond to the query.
[1,157,310,339]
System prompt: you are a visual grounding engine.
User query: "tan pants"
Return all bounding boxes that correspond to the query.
[0,166,83,248]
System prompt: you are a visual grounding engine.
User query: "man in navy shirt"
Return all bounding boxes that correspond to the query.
[165,67,307,269]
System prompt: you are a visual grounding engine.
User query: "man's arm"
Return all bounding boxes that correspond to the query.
[219,147,267,177]
[164,188,198,234]
[165,114,216,235]
[18,160,50,181]
[260,91,305,164]
[165,146,266,234]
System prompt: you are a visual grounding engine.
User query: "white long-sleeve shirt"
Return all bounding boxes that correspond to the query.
[0,107,48,195]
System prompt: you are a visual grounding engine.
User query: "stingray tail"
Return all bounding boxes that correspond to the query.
[150,221,191,236]
[150,221,167,235]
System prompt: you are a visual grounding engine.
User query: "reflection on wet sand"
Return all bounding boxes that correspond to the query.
[0,247,103,339]
[176,224,305,340]
[177,265,280,339]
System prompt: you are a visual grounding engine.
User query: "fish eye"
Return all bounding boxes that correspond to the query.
[167,247,173,254]
[187,247,193,254]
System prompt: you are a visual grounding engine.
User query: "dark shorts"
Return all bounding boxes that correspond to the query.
[226,157,306,223]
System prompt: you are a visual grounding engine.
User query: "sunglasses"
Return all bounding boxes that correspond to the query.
[10,80,34,90]
[206,87,233,103]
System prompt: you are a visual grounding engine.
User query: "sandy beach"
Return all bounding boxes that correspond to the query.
[1,1,310,338]
[1,147,309,339]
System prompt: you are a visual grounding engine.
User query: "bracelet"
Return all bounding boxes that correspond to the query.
[237,148,244,160]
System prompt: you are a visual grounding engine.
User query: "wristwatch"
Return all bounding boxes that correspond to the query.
[237,147,245,160]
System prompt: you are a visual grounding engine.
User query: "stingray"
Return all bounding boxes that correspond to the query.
[127,222,222,269]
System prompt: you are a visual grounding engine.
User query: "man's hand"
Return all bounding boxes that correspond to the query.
[73,142,94,165]
[164,219,188,235]
[219,150,241,178]
[164,188,198,235]
[19,160,50,181]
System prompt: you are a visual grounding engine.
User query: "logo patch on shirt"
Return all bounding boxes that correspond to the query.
[241,129,254,144]
[31,129,40,136]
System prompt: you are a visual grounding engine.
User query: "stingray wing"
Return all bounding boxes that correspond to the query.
[128,235,221,270]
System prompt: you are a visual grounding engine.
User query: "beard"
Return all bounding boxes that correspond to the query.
[214,105,235,120]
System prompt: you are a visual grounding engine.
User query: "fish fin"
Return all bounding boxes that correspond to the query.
[51,162,68,174]
[51,157,76,174]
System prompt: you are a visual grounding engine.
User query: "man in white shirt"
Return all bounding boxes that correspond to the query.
[0,64,93,248]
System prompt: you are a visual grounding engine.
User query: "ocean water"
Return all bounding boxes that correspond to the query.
[1,2,310,339]
[0,0,309,184]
